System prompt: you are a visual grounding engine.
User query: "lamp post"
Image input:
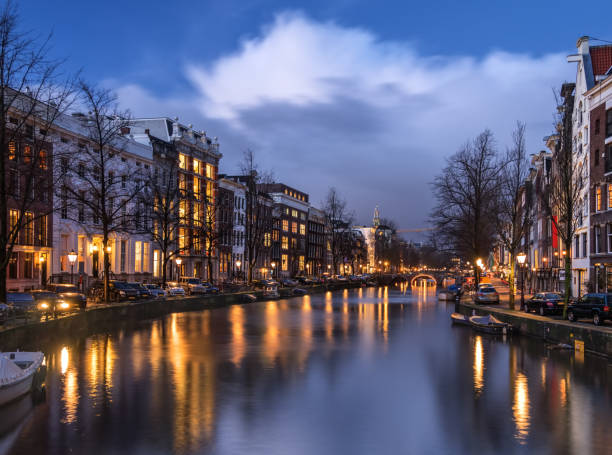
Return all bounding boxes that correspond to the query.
[271,261,276,280]
[91,244,99,278]
[68,250,77,285]
[235,260,242,282]
[175,257,182,281]
[39,255,46,287]
[517,252,527,307]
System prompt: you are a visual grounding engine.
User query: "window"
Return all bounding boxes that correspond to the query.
[23,252,33,279]
[291,222,297,234]
[179,154,187,169]
[38,150,47,169]
[595,118,601,135]
[23,145,32,163]
[582,233,587,258]
[291,238,297,249]
[178,228,186,250]
[8,141,16,160]
[143,243,150,272]
[299,255,304,271]
[281,254,288,271]
[575,235,579,258]
[206,164,213,179]
[153,250,160,277]
[596,225,602,253]
[23,212,33,245]
[8,253,17,279]
[194,177,201,197]
[120,240,126,272]
[9,210,19,235]
[282,219,289,232]
[193,159,201,174]
[282,236,288,250]
[39,216,48,246]
[596,186,602,211]
[292,209,298,218]
[135,241,142,273]
[264,232,271,247]
[607,109,612,137]
[299,224,306,235]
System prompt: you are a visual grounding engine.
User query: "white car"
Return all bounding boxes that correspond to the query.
[165,282,185,297]
[145,284,167,298]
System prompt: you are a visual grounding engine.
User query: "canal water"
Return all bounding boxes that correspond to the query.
[3,287,612,454]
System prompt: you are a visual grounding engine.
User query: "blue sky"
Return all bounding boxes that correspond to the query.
[25,0,612,231]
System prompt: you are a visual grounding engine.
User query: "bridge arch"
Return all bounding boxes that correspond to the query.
[410,274,437,287]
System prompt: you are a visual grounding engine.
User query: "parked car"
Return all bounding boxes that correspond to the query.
[31,290,71,316]
[165,282,186,297]
[201,282,220,294]
[46,283,87,309]
[88,280,139,303]
[145,284,167,298]
[281,278,298,287]
[6,292,36,315]
[473,286,500,304]
[523,292,565,316]
[178,277,209,295]
[567,293,612,326]
[126,282,152,299]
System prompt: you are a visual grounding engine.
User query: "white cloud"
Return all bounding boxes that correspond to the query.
[115,11,574,229]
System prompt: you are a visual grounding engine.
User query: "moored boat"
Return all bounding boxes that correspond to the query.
[450,312,470,326]
[0,352,45,407]
[263,284,280,299]
[469,314,512,335]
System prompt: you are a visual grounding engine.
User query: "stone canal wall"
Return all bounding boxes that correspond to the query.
[456,300,612,358]
[0,283,362,351]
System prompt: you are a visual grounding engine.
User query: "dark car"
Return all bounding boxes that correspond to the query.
[567,293,612,326]
[201,282,220,294]
[126,282,153,299]
[88,280,139,303]
[6,292,36,315]
[46,283,87,309]
[281,278,298,287]
[31,290,72,317]
[523,292,565,316]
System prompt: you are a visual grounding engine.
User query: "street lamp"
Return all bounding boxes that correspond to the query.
[68,249,77,285]
[271,261,276,280]
[175,257,182,281]
[517,252,527,307]
[236,260,242,282]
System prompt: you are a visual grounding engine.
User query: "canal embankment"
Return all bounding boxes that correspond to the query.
[456,299,612,358]
[0,282,363,350]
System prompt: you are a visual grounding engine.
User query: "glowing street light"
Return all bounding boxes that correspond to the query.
[68,249,77,285]
[517,252,527,307]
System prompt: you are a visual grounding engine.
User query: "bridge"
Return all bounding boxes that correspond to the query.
[374,271,452,287]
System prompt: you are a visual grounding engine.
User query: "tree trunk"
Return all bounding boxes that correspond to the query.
[563,254,571,319]
[103,235,110,303]
[207,255,213,284]
[248,263,253,284]
[508,255,516,310]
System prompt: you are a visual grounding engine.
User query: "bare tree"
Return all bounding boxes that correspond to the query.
[239,149,273,283]
[192,192,228,284]
[144,154,184,286]
[0,1,75,300]
[497,122,532,309]
[322,187,354,275]
[541,83,579,314]
[430,130,502,287]
[63,82,144,303]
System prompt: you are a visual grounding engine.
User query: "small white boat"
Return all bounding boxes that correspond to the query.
[0,352,44,407]
[263,284,280,299]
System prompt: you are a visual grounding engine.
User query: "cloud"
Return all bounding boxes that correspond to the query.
[115,11,574,231]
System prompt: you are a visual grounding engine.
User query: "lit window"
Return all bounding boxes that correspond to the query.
[193,159,200,174]
[291,222,297,234]
[23,145,32,164]
[178,228,186,250]
[9,209,19,232]
[194,177,201,197]
[299,255,304,271]
[282,219,289,232]
[292,209,298,218]
[597,186,602,211]
[206,164,214,179]
[179,154,187,169]
[135,241,142,273]
[281,254,288,271]
[264,232,271,247]
[8,142,16,160]
[282,236,288,250]
[609,184,612,210]
[299,224,306,235]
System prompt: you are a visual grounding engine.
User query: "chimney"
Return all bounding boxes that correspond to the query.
[577,36,589,55]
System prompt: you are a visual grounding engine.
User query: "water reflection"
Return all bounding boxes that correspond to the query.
[5,288,612,455]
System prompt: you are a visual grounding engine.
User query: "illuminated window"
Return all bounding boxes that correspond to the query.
[273,230,279,241]
[609,184,612,210]
[291,222,297,234]
[264,232,271,247]
[178,154,187,169]
[178,228,186,250]
[179,200,187,222]
[281,254,288,271]
[153,250,160,277]
[9,209,19,233]
[299,224,306,235]
[24,211,33,244]
[282,236,288,250]
[8,141,16,160]
[597,186,602,211]
[282,219,289,232]
[193,202,201,223]
[299,255,304,271]
[23,145,32,164]
[291,238,297,249]
[206,164,214,179]
[38,150,47,169]
[206,181,213,198]
[291,209,298,218]
[135,241,142,272]
[193,159,201,174]
[179,173,186,191]
[194,177,201,197]
[143,243,150,273]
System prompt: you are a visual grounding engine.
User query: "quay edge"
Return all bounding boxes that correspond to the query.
[455,300,612,358]
[0,283,363,351]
